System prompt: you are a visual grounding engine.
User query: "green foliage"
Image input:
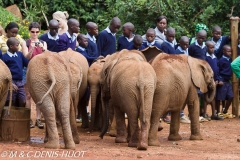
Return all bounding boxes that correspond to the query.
[0,6,19,28]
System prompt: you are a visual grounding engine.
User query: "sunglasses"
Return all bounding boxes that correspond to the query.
[31,31,40,33]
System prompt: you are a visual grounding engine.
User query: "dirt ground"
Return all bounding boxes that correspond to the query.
[0,103,240,160]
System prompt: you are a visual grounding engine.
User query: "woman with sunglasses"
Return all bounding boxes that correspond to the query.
[24,22,47,129]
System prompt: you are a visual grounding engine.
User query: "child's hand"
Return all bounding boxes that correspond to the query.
[215,81,219,86]
[218,81,224,86]
[12,83,18,91]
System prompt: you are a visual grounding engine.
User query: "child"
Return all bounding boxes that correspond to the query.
[175,36,189,55]
[188,29,207,60]
[118,22,134,51]
[160,27,177,54]
[76,34,97,66]
[142,28,161,49]
[86,22,99,58]
[216,45,234,118]
[127,34,145,51]
[203,41,223,120]
[57,18,80,52]
[97,17,121,57]
[1,37,28,107]
[210,25,230,59]
[39,19,59,52]
[189,23,208,44]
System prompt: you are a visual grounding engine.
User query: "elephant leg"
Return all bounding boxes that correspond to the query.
[44,124,48,143]
[168,111,182,141]
[115,106,127,143]
[108,100,116,137]
[69,99,80,144]
[79,92,89,128]
[56,97,75,149]
[39,98,59,149]
[188,100,202,140]
[128,110,139,148]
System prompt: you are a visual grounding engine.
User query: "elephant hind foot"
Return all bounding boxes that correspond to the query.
[137,142,148,150]
[45,141,60,149]
[190,134,203,140]
[108,129,117,137]
[115,136,127,143]
[148,138,160,146]
[158,122,163,131]
[168,134,182,141]
[65,141,76,149]
[73,135,80,144]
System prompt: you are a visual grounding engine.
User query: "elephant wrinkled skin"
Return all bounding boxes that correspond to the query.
[100,49,157,150]
[148,53,216,146]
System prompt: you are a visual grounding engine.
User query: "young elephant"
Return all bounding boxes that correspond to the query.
[100,49,157,150]
[148,53,216,146]
[26,51,80,149]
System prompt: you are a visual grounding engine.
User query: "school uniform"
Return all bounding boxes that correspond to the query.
[97,27,117,57]
[160,40,176,54]
[117,36,134,51]
[205,53,219,81]
[210,36,230,59]
[76,46,97,66]
[188,41,207,60]
[216,55,233,100]
[86,33,99,57]
[39,32,59,52]
[175,46,188,55]
[2,51,29,102]
[127,44,146,51]
[57,31,77,52]
[142,40,161,50]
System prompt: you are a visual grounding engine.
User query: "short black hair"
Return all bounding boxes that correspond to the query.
[6,37,19,47]
[156,15,168,24]
[28,22,41,31]
[5,22,19,33]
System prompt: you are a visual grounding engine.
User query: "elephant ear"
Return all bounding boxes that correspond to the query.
[188,56,208,93]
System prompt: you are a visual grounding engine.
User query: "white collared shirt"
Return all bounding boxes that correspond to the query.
[47,32,59,40]
[177,46,188,55]
[77,46,86,51]
[165,40,174,48]
[66,31,76,42]
[125,35,134,42]
[7,51,17,57]
[206,52,216,59]
[195,41,206,49]
[222,55,230,61]
[105,27,116,36]
[86,33,96,43]
[147,40,156,46]
[238,44,240,48]
[211,36,222,51]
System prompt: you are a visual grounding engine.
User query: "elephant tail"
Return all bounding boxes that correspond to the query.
[36,65,56,105]
[138,81,146,123]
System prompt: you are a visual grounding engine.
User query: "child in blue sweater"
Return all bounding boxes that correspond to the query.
[210,26,230,59]
[86,22,99,58]
[175,36,189,55]
[39,19,59,52]
[203,41,223,120]
[127,34,145,51]
[118,22,134,51]
[216,45,234,118]
[2,37,29,107]
[160,27,177,54]
[142,28,161,49]
[97,17,121,57]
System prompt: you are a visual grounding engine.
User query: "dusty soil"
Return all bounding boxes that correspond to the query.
[0,103,240,160]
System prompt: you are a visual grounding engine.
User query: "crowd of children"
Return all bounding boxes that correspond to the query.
[0,13,238,129]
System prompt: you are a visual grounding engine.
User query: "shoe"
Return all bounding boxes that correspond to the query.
[211,114,224,120]
[76,118,82,123]
[30,119,35,128]
[218,113,224,117]
[88,112,91,121]
[199,116,208,122]
[35,119,44,129]
[180,115,191,124]
[202,114,211,121]
[163,115,171,124]
[222,113,235,119]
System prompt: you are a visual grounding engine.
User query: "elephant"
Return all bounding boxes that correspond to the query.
[87,56,106,131]
[59,48,89,128]
[26,50,81,149]
[99,49,157,150]
[148,53,216,146]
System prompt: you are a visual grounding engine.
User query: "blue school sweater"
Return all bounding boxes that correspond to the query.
[205,53,219,81]
[175,46,188,55]
[57,32,76,52]
[0,50,2,60]
[87,39,99,58]
[97,30,116,57]
[117,36,134,51]
[76,46,97,66]
[160,41,176,54]
[142,41,161,50]
[218,56,232,82]
[2,51,29,80]
[188,42,207,60]
[39,32,59,52]
[127,44,146,51]
[210,36,230,59]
